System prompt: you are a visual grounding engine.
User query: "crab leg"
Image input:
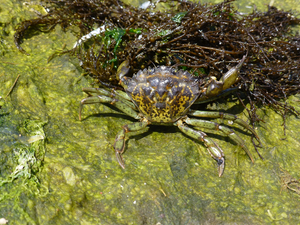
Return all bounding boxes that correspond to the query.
[81,87,137,109]
[114,120,149,169]
[188,110,260,143]
[183,117,254,163]
[82,87,133,101]
[79,95,140,120]
[176,119,225,177]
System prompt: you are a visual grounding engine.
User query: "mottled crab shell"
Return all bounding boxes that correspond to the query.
[124,66,201,123]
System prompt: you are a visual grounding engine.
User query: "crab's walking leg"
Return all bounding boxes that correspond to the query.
[79,95,140,120]
[183,117,254,163]
[188,110,260,144]
[114,121,149,169]
[176,120,225,177]
[82,87,133,102]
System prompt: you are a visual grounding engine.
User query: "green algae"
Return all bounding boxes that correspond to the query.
[0,0,300,224]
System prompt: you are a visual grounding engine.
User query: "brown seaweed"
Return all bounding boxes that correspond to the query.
[14,0,300,126]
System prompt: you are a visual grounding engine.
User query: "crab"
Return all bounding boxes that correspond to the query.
[79,55,260,176]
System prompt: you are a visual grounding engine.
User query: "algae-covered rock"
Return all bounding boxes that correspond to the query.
[0,1,299,224]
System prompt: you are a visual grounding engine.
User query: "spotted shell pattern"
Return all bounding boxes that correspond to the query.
[124,66,201,123]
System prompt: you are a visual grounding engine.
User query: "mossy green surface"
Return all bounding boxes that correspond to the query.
[0,0,299,224]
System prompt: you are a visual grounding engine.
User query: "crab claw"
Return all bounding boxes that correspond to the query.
[197,55,247,103]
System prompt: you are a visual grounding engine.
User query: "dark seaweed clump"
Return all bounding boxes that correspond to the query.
[14,0,300,126]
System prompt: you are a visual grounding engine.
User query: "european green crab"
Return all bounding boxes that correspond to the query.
[79,55,260,176]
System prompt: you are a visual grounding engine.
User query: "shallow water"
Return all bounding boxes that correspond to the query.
[0,0,300,224]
